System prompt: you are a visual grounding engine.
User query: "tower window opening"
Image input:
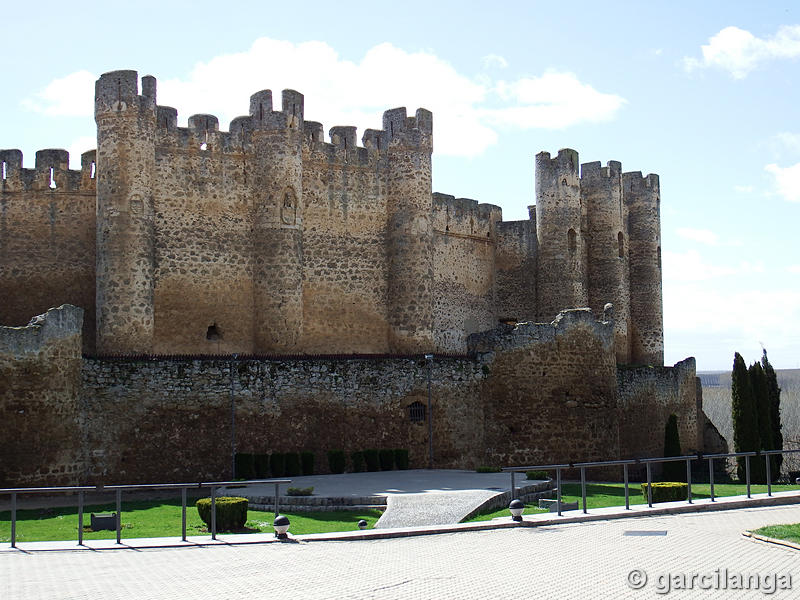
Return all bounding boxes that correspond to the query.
[206,323,222,341]
[49,167,57,189]
[2,161,6,180]
[618,232,624,258]
[562,178,568,186]
[568,228,577,254]
[90,161,96,179]
[408,401,426,423]
[200,142,208,151]
[657,246,662,269]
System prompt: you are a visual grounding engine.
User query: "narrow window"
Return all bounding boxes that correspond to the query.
[206,323,222,341]
[618,232,624,258]
[657,246,662,269]
[90,161,96,179]
[408,401,426,423]
[568,228,577,254]
[49,167,56,189]
[1,161,6,180]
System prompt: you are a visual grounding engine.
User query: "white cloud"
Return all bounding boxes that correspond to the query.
[21,38,625,158]
[481,54,508,69]
[733,184,753,193]
[683,25,800,78]
[765,162,800,202]
[676,228,719,246]
[773,132,800,152]
[20,70,96,116]
[663,250,762,283]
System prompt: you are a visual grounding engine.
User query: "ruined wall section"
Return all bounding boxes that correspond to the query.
[95,71,156,354]
[150,106,255,354]
[582,161,631,363]
[0,149,97,353]
[535,149,588,323]
[616,357,700,460]
[432,194,500,351]
[0,305,85,486]
[495,207,537,323]
[470,308,619,466]
[299,123,391,353]
[624,171,663,365]
[80,355,486,483]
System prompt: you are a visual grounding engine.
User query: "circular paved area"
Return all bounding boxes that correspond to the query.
[3,504,799,598]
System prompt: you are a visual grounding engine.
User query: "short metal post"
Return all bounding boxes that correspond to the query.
[11,492,16,549]
[709,457,715,502]
[511,471,516,503]
[274,483,279,517]
[78,491,84,545]
[116,489,122,544]
[686,459,692,504]
[556,468,562,516]
[766,454,772,496]
[211,487,217,540]
[646,462,653,507]
[623,463,630,510]
[745,455,751,498]
[580,467,587,514]
[181,487,187,542]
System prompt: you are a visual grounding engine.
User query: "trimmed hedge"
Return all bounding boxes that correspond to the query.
[641,482,688,503]
[328,450,346,474]
[234,453,255,480]
[526,470,549,480]
[284,452,301,477]
[351,451,365,473]
[379,449,395,471]
[254,454,270,478]
[301,451,315,476]
[196,496,248,531]
[394,449,409,470]
[476,466,501,473]
[270,453,285,478]
[364,449,380,472]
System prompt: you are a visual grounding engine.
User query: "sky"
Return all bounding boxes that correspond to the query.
[1,0,798,370]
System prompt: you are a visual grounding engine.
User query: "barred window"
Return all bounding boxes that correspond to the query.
[408,401,426,423]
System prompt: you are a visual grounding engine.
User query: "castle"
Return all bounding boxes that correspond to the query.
[0,71,721,486]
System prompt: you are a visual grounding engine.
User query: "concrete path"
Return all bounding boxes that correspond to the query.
[3,502,800,598]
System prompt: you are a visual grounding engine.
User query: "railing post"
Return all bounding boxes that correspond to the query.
[646,462,653,508]
[511,471,516,503]
[745,455,751,498]
[686,458,692,504]
[274,482,279,517]
[78,490,84,545]
[211,486,217,540]
[623,463,630,510]
[181,487,187,542]
[766,454,772,496]
[709,457,715,502]
[580,467,587,514]
[10,492,16,549]
[556,468,562,516]
[116,489,122,544]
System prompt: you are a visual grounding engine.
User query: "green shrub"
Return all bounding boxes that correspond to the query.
[284,452,301,476]
[526,470,549,480]
[476,466,501,473]
[270,453,285,478]
[286,486,314,496]
[351,451,365,473]
[234,453,255,480]
[364,449,380,472]
[641,482,688,503]
[301,451,315,476]
[254,454,270,478]
[195,496,248,531]
[328,450,346,474]
[379,449,395,471]
[394,449,409,470]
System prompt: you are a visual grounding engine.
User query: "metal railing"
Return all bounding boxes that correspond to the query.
[1,478,290,549]
[503,449,800,517]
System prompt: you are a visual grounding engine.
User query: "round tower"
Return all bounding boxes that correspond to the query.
[623,171,663,366]
[383,107,435,353]
[94,70,156,354]
[250,89,305,353]
[535,148,588,322]
[582,160,631,363]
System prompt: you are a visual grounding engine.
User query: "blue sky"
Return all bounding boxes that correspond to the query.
[2,1,799,370]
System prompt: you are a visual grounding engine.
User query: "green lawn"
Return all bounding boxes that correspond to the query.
[465,482,800,522]
[0,498,383,543]
[752,523,800,544]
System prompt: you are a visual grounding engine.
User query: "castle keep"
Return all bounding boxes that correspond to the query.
[0,71,713,486]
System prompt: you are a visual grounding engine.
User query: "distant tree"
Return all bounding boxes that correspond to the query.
[731,353,759,482]
[662,414,684,482]
[762,349,783,479]
[748,361,770,484]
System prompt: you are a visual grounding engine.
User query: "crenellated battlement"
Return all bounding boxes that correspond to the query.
[432,193,502,239]
[0,149,97,193]
[622,171,660,193]
[581,160,622,180]
[536,148,580,179]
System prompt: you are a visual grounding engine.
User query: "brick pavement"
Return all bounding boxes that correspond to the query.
[2,504,799,599]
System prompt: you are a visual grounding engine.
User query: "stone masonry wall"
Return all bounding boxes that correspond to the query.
[0,305,85,487]
[495,214,537,323]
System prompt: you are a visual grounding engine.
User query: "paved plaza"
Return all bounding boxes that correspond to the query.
[2,503,799,599]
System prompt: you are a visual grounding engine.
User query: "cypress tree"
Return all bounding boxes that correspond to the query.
[762,349,783,479]
[731,352,759,482]
[662,414,684,482]
[748,361,770,484]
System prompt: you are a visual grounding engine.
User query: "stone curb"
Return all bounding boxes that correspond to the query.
[742,531,800,552]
